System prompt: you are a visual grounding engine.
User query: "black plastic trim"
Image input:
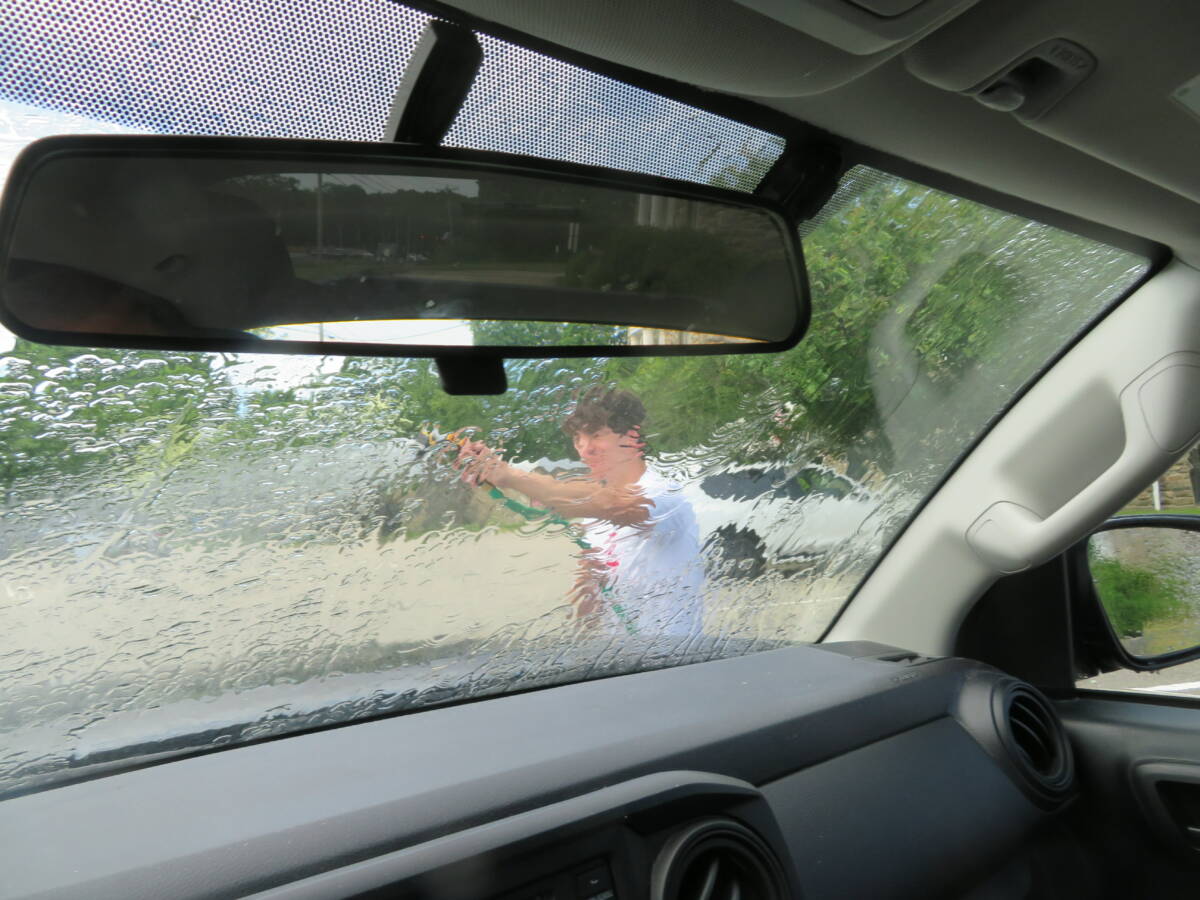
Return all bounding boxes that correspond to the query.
[759,139,845,222]
[1092,514,1200,532]
[1070,514,1200,676]
[1072,687,1200,709]
[956,555,1077,692]
[436,354,505,394]
[389,19,484,146]
[1128,760,1200,857]
[954,671,1077,809]
[1059,694,1200,865]
[650,817,788,900]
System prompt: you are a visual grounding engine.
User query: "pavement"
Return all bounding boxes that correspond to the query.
[1078,659,1200,696]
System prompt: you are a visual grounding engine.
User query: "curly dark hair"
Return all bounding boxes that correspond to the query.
[561,385,645,439]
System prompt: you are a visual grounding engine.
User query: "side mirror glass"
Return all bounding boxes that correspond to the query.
[1087,517,1200,661]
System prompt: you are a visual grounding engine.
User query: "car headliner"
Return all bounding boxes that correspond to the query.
[436,0,1200,265]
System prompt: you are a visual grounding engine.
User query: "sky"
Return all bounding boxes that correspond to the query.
[289,172,480,197]
[0,0,779,180]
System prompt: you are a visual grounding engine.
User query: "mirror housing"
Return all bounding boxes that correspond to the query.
[1073,514,1200,673]
[0,135,810,382]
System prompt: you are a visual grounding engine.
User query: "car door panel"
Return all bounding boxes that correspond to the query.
[1058,694,1200,896]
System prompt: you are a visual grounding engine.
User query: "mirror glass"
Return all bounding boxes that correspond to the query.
[0,148,801,352]
[1088,525,1200,658]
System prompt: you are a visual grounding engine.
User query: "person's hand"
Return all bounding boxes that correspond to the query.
[618,427,646,455]
[454,439,511,489]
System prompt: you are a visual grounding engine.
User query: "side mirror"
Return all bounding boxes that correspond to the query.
[1082,515,1200,669]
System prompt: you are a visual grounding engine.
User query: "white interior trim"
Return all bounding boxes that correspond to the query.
[828,260,1200,655]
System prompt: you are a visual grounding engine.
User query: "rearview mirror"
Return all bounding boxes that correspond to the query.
[0,136,807,363]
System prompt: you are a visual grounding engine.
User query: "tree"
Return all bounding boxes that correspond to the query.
[609,173,1038,476]
[0,339,224,492]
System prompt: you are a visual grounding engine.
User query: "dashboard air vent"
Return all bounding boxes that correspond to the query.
[1010,691,1057,774]
[997,682,1074,805]
[651,818,787,900]
[956,673,1076,808]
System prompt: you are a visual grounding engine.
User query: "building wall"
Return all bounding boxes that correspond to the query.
[1129,454,1198,509]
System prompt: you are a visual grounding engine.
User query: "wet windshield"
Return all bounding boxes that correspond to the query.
[0,1,1150,796]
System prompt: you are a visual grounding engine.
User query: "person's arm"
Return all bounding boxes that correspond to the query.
[504,467,652,526]
[455,441,651,527]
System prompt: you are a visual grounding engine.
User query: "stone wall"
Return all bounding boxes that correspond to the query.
[1130,455,1198,509]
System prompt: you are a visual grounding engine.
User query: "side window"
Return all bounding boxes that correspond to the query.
[1077,439,1200,696]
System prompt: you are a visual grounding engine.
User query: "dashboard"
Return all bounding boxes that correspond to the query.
[0,644,1075,899]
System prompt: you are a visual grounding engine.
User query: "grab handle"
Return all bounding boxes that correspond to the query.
[967,353,1200,572]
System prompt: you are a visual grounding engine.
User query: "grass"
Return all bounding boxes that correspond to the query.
[1091,556,1187,638]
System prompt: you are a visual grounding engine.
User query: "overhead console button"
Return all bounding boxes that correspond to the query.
[966,38,1097,120]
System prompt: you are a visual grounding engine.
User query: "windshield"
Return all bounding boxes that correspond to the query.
[0,1,1150,797]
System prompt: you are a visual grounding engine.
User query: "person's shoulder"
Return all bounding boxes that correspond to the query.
[638,466,675,493]
[639,466,690,508]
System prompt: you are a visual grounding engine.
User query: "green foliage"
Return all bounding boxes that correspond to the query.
[471,320,626,348]
[1091,556,1187,639]
[0,339,220,488]
[596,175,1038,470]
[334,353,605,462]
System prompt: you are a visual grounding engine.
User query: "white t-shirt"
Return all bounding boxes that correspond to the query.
[580,467,705,637]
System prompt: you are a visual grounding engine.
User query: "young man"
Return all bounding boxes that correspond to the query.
[455,385,704,637]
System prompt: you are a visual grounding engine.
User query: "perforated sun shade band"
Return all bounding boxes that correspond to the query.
[443,34,784,189]
[0,0,429,141]
[0,0,783,191]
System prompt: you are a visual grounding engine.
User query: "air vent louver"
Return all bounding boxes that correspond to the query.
[1010,691,1055,773]
[651,819,786,900]
[997,682,1074,805]
[956,674,1076,808]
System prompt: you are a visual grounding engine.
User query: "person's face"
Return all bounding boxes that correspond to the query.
[573,426,642,476]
